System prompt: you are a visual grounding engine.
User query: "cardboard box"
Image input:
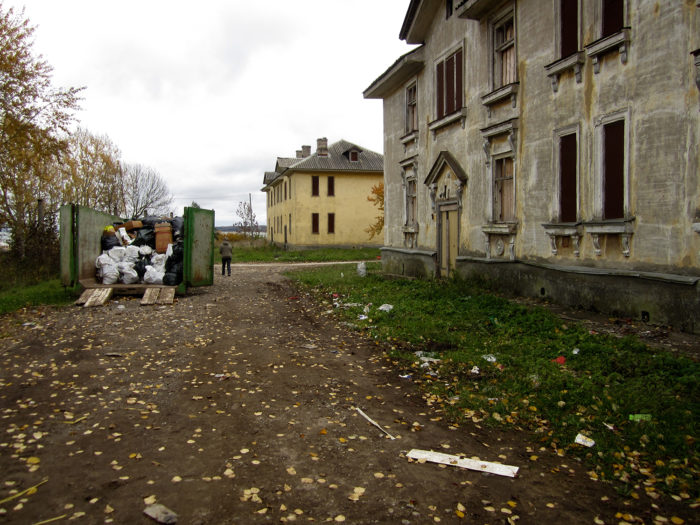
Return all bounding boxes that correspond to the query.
[123,220,143,231]
[155,222,172,253]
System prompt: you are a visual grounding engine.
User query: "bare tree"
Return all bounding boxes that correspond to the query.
[235,199,257,238]
[120,163,173,218]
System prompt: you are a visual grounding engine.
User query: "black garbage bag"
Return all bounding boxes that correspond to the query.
[132,227,155,248]
[141,216,162,229]
[171,217,184,240]
[101,234,120,251]
[165,242,184,272]
[134,257,148,280]
[163,262,183,286]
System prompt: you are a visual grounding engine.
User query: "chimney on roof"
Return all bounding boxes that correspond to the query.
[316,137,328,157]
[302,145,311,158]
[296,150,303,158]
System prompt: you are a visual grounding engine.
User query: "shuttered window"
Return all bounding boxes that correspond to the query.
[559,133,577,223]
[495,17,516,88]
[560,0,578,58]
[406,84,417,132]
[311,176,319,196]
[494,157,515,222]
[328,213,335,234]
[602,0,624,38]
[312,213,319,234]
[603,120,625,219]
[436,48,463,119]
[327,176,335,196]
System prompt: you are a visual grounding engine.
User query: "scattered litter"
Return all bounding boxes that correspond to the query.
[572,348,580,355]
[213,374,230,380]
[287,296,299,301]
[144,503,178,524]
[378,304,394,312]
[470,366,480,375]
[302,343,318,350]
[116,304,126,310]
[406,449,518,478]
[354,407,396,440]
[363,304,371,314]
[575,433,595,447]
[551,356,566,365]
[357,262,367,277]
[104,353,124,358]
[358,315,368,321]
[399,374,412,379]
[603,422,615,431]
[629,414,651,422]
[481,354,497,362]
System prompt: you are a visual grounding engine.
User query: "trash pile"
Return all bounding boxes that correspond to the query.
[95,216,184,286]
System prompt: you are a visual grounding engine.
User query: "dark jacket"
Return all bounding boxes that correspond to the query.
[219,241,232,258]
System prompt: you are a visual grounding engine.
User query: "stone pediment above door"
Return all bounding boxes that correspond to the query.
[424,150,467,210]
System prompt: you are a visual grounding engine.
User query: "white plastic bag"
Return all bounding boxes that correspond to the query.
[125,245,140,262]
[143,265,164,285]
[96,253,112,269]
[357,261,367,277]
[150,253,167,273]
[108,246,126,262]
[139,245,153,256]
[120,267,139,284]
[101,264,119,284]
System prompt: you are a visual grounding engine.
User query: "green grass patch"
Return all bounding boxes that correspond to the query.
[0,278,74,314]
[223,243,381,263]
[289,265,699,498]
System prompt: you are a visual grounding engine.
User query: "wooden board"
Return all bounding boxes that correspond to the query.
[406,449,519,478]
[141,287,176,305]
[75,289,93,306]
[83,288,113,307]
[140,288,161,305]
[156,287,175,304]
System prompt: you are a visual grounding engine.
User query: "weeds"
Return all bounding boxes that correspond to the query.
[290,265,699,499]
[0,279,73,314]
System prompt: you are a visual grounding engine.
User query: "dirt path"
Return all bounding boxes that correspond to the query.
[0,264,693,524]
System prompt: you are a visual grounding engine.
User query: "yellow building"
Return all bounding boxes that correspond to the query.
[262,138,383,248]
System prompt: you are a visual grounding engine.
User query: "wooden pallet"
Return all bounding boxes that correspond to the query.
[140,287,175,305]
[75,287,113,307]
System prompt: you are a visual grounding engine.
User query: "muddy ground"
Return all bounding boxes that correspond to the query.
[0,263,696,524]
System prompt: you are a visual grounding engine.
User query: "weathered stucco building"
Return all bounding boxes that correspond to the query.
[262,138,384,248]
[364,0,700,331]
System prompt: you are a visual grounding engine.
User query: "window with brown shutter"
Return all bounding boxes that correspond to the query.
[495,16,516,88]
[494,157,515,222]
[406,84,417,132]
[311,176,319,196]
[328,176,335,196]
[312,213,319,234]
[559,133,577,222]
[328,213,335,234]
[603,120,625,219]
[436,48,463,119]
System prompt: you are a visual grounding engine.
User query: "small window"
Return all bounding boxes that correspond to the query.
[560,0,578,58]
[559,133,577,222]
[602,0,624,38]
[289,213,292,234]
[445,0,453,19]
[312,213,319,234]
[436,48,463,119]
[328,213,335,234]
[328,176,335,196]
[406,84,417,132]
[603,120,625,219]
[312,175,319,196]
[494,156,515,222]
[284,181,287,200]
[349,150,359,162]
[494,15,516,88]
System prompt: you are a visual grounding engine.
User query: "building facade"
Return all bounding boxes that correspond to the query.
[364,0,700,331]
[262,138,384,248]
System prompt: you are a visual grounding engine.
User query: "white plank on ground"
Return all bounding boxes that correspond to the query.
[406,448,519,478]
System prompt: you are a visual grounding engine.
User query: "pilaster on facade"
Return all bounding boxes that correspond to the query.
[585,28,630,74]
[545,52,585,92]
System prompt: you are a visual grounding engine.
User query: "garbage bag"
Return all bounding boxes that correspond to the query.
[138,245,153,257]
[132,227,155,248]
[134,257,148,280]
[141,216,161,228]
[101,264,119,284]
[101,234,120,251]
[96,253,113,269]
[120,267,139,284]
[107,246,126,262]
[143,265,164,285]
[150,253,167,272]
[171,217,184,239]
[162,271,182,286]
[125,245,140,262]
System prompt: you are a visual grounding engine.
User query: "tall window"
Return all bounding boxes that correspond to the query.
[311,213,319,234]
[311,175,319,196]
[406,178,416,225]
[436,48,463,119]
[494,15,516,88]
[289,214,292,234]
[602,0,624,38]
[406,84,417,132]
[328,213,335,234]
[603,120,625,219]
[327,176,335,196]
[559,133,577,222]
[560,0,578,58]
[494,157,515,222]
[445,0,453,19]
[284,181,287,200]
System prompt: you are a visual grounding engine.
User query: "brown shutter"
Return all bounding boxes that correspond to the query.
[446,54,455,115]
[456,48,463,111]
[559,133,577,223]
[328,213,335,234]
[602,0,624,37]
[328,176,335,196]
[312,176,319,196]
[603,120,625,219]
[312,213,319,234]
[436,60,445,119]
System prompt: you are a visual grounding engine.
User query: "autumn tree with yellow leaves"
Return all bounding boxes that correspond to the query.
[365,181,384,240]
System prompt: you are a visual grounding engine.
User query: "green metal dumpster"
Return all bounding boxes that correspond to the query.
[60,204,214,295]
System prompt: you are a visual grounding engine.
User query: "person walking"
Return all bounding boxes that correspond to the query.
[219,239,232,276]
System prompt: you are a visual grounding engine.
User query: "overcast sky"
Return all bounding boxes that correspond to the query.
[9,1,412,226]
